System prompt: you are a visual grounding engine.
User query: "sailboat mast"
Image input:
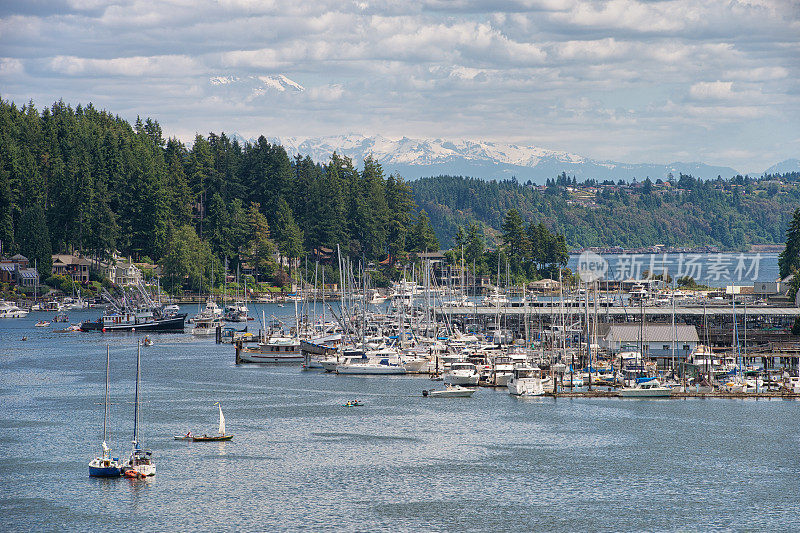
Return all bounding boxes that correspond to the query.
[671,280,676,379]
[133,341,141,448]
[103,344,110,446]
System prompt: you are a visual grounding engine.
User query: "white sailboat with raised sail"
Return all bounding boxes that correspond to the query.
[122,341,155,478]
[88,345,121,477]
[192,402,233,441]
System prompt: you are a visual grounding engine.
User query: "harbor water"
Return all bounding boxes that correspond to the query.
[1,306,799,531]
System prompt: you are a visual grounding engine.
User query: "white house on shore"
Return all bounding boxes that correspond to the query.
[98,253,143,286]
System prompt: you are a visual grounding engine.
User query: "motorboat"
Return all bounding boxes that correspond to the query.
[507,365,546,396]
[54,324,82,333]
[239,336,303,363]
[618,378,673,398]
[191,315,223,335]
[0,301,28,318]
[722,377,763,393]
[423,385,476,397]
[490,356,514,387]
[443,362,479,386]
[34,320,50,327]
[783,376,800,394]
[336,358,406,375]
[223,302,250,322]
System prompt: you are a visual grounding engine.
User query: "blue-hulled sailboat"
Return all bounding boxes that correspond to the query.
[89,345,121,477]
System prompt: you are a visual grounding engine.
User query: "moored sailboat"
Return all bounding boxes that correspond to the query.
[88,345,121,477]
[121,342,155,478]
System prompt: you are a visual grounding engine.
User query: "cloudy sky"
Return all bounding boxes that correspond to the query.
[1,0,798,172]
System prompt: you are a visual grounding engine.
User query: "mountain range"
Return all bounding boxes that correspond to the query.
[233,133,797,183]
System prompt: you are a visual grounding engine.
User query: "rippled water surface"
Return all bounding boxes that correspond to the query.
[1,306,798,532]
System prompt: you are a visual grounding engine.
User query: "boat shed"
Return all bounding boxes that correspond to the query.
[600,324,699,366]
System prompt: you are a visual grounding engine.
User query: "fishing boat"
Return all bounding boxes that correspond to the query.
[422,385,476,397]
[192,403,233,441]
[81,283,186,332]
[81,306,186,332]
[88,346,122,477]
[121,342,156,478]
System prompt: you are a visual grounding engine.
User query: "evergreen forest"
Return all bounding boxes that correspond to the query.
[1,98,798,292]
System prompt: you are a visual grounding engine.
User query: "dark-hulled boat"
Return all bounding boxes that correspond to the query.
[81,284,186,332]
[81,309,186,332]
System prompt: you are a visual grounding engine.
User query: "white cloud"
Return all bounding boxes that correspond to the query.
[307,84,344,101]
[0,58,23,76]
[689,81,734,100]
[0,0,797,171]
[48,54,200,77]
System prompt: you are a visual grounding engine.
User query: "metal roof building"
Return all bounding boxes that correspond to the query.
[600,324,700,367]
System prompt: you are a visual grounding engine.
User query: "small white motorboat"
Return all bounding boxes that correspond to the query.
[423,385,476,397]
[618,378,673,398]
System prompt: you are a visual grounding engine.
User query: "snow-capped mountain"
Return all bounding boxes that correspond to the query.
[265,134,741,183]
[209,75,304,101]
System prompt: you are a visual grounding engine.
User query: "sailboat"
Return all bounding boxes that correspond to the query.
[121,342,156,478]
[88,345,122,477]
[192,402,233,441]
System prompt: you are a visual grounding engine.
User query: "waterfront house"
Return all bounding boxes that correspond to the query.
[113,261,142,286]
[0,254,40,287]
[97,256,143,286]
[0,261,15,283]
[51,254,91,283]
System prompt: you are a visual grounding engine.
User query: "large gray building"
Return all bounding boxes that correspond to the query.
[600,324,699,368]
